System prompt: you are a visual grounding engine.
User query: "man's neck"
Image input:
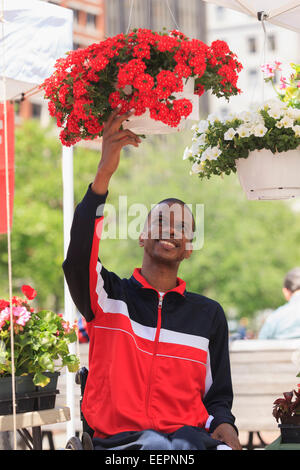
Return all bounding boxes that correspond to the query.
[140,260,179,293]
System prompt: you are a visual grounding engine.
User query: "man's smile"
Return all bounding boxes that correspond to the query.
[156,239,179,249]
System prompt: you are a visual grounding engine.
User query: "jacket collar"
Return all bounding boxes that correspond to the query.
[131,268,186,297]
[290,290,300,303]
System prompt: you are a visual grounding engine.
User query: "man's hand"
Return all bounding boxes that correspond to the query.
[92,107,141,195]
[211,423,242,450]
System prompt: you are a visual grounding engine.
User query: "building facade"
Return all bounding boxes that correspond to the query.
[206,4,300,118]
[18,0,105,122]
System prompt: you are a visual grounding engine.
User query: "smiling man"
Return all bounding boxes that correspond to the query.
[63,108,242,451]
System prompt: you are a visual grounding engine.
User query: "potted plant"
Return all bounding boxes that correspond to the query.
[273,385,300,444]
[183,98,300,200]
[41,28,242,145]
[0,285,79,415]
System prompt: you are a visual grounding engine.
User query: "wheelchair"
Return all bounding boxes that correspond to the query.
[65,367,94,450]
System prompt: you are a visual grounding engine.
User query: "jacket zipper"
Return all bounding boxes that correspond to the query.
[145,292,163,428]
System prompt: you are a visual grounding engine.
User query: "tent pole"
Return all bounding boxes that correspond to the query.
[62,144,76,440]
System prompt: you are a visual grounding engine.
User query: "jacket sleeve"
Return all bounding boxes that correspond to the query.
[62,184,120,322]
[203,304,238,434]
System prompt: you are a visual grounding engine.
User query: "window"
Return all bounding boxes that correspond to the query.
[268,34,276,51]
[248,37,257,54]
[216,6,225,20]
[86,13,97,29]
[248,68,258,84]
[32,103,42,119]
[72,9,79,24]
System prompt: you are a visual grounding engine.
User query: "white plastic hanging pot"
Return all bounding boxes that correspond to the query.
[236,147,300,200]
[123,78,199,135]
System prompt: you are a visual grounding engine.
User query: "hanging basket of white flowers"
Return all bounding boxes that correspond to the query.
[183,99,300,200]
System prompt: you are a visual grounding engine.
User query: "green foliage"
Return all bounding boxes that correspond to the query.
[0,295,79,386]
[1,119,300,326]
[0,120,64,310]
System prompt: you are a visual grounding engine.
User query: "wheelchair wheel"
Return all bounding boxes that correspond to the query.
[65,436,83,450]
[81,432,94,450]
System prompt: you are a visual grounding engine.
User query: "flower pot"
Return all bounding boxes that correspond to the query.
[123,78,199,135]
[235,148,300,200]
[279,420,300,444]
[0,372,60,415]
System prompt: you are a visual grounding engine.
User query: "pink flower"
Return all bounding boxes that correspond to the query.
[12,306,31,326]
[279,76,287,89]
[0,306,31,328]
[0,307,10,329]
[261,63,275,78]
[274,60,282,70]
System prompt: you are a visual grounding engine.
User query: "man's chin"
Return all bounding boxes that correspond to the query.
[151,242,181,263]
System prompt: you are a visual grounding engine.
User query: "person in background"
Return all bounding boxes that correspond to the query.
[77,314,89,344]
[258,267,300,339]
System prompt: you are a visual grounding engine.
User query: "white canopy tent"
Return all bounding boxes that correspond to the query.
[0,0,76,447]
[202,0,300,33]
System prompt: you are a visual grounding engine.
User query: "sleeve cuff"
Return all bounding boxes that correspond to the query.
[206,415,239,435]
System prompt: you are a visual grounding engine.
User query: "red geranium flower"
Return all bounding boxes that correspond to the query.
[41,28,242,145]
[21,285,37,301]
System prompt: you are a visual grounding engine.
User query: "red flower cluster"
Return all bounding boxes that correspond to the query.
[42,29,242,146]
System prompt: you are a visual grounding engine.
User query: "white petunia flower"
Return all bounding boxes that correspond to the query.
[195,133,206,146]
[204,146,222,160]
[292,125,300,137]
[200,146,212,161]
[268,107,283,119]
[237,125,251,138]
[237,111,252,122]
[183,146,193,160]
[207,113,219,123]
[224,128,236,140]
[285,108,300,121]
[281,116,294,128]
[191,161,205,174]
[191,140,201,154]
[253,124,268,137]
[198,120,209,133]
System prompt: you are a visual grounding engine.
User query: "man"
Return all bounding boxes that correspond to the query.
[259,267,300,340]
[63,107,241,450]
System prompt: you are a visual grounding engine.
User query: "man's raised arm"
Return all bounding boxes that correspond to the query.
[62,108,141,321]
[92,107,141,195]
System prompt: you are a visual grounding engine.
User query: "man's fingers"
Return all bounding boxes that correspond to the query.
[115,135,141,149]
[103,105,122,129]
[110,109,135,132]
[113,129,141,142]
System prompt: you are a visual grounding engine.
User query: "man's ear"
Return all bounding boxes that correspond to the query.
[184,241,193,259]
[282,287,292,301]
[139,232,145,247]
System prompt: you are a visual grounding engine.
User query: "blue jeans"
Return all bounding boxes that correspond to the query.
[93,425,231,450]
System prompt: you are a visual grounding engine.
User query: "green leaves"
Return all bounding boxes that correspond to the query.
[0,291,79,386]
[33,371,51,387]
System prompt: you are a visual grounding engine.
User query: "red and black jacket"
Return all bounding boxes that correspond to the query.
[63,184,237,439]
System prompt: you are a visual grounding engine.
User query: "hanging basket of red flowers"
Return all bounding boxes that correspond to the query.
[42,28,242,146]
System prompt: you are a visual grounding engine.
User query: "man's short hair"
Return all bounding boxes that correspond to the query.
[151,198,196,233]
[283,267,300,293]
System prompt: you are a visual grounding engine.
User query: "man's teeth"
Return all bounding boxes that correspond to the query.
[159,240,175,247]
